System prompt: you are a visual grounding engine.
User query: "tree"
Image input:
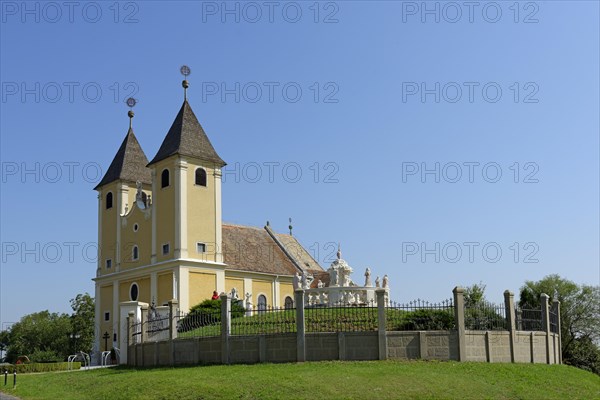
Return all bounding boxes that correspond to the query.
[3,293,96,363]
[5,311,71,363]
[0,330,9,361]
[464,282,487,307]
[69,293,95,354]
[519,274,600,374]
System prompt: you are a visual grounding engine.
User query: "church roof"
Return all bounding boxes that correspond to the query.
[94,128,152,190]
[222,224,323,276]
[147,100,226,167]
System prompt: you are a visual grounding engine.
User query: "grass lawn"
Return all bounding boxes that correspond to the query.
[1,361,598,400]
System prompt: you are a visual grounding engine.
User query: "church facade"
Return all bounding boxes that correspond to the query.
[92,79,323,358]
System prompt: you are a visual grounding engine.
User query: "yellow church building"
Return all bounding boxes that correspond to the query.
[92,76,323,357]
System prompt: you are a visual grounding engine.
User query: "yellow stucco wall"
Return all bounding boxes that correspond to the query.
[99,284,113,346]
[253,280,272,306]
[119,277,150,303]
[187,161,217,262]
[279,283,294,306]
[157,272,173,306]
[99,183,119,276]
[225,277,244,296]
[153,160,175,263]
[189,272,217,308]
[120,196,152,270]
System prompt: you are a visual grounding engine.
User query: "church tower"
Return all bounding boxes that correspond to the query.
[146,78,226,266]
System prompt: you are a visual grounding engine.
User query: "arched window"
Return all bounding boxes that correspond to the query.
[284,296,294,309]
[106,192,113,209]
[130,283,139,301]
[161,169,170,188]
[195,168,207,187]
[257,295,267,313]
[132,245,139,261]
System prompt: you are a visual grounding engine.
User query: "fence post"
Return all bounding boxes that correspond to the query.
[127,311,134,366]
[140,304,149,344]
[553,299,562,364]
[540,293,551,364]
[220,293,231,364]
[453,287,466,362]
[168,299,179,340]
[504,290,516,363]
[376,289,387,360]
[295,289,306,362]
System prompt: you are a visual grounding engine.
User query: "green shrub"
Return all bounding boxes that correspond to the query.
[1,362,80,374]
[178,299,245,333]
[388,309,455,331]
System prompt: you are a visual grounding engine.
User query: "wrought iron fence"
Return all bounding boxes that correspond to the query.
[231,306,296,335]
[305,301,378,333]
[464,301,508,330]
[549,309,559,334]
[515,304,543,331]
[386,299,455,331]
[175,309,222,339]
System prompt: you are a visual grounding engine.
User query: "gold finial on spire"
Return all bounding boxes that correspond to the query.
[126,97,137,129]
[337,243,341,260]
[180,65,191,100]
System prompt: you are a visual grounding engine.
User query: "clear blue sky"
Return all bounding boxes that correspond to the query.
[1,1,598,328]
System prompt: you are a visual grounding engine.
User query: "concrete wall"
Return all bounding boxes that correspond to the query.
[127,289,562,368]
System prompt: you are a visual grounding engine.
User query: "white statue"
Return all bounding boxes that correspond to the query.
[364,268,372,287]
[301,271,313,290]
[230,287,239,300]
[382,274,389,289]
[317,279,324,288]
[375,276,380,288]
[293,272,301,290]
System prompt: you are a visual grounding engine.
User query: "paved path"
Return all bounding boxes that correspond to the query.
[0,392,20,400]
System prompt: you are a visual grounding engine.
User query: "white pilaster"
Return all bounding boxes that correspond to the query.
[216,269,226,293]
[174,159,188,259]
[179,267,189,312]
[116,184,128,271]
[214,168,223,263]
[274,277,280,308]
[150,272,157,305]
[244,278,252,298]
[93,282,101,364]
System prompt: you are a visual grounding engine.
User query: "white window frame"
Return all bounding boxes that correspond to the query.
[130,282,139,301]
[105,259,112,269]
[162,243,170,255]
[132,245,139,261]
[196,242,206,253]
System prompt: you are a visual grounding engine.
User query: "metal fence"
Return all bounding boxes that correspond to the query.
[387,299,455,331]
[231,306,296,335]
[464,301,508,330]
[549,308,559,334]
[515,304,543,331]
[305,302,378,333]
[176,309,222,339]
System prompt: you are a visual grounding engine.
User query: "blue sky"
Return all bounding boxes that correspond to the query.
[0,1,598,328]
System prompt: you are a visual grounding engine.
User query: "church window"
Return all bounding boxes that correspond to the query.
[257,295,267,313]
[106,192,113,209]
[161,169,170,188]
[105,259,112,269]
[132,245,139,261]
[195,168,207,187]
[284,296,294,309]
[162,243,170,255]
[133,223,139,232]
[130,283,139,301]
[104,312,110,321]
[196,243,206,253]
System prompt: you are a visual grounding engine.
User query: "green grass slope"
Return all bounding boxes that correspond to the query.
[1,361,599,400]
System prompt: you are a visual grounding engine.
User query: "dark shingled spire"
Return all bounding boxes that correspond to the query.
[94,128,152,190]
[147,100,226,167]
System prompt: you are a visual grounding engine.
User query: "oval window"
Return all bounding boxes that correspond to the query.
[130,283,139,301]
